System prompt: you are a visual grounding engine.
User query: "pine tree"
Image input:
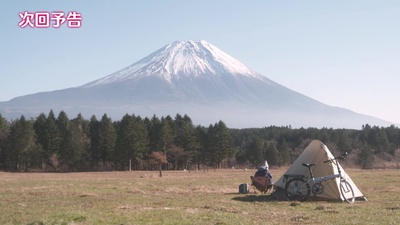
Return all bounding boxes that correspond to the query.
[172,114,197,169]
[98,114,116,170]
[195,125,208,170]
[34,110,61,171]
[384,125,400,155]
[358,145,374,169]
[6,116,37,171]
[89,115,101,169]
[277,139,291,166]
[33,113,46,169]
[56,111,73,170]
[246,136,265,166]
[0,114,9,170]
[207,121,234,168]
[369,126,389,154]
[145,115,163,152]
[338,129,352,154]
[266,143,279,166]
[115,114,149,170]
[160,116,175,149]
[70,113,90,170]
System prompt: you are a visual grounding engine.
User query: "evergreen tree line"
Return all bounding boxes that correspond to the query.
[0,110,399,172]
[0,111,234,172]
[231,124,400,169]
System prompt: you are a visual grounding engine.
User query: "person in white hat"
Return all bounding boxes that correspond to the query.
[254,160,274,184]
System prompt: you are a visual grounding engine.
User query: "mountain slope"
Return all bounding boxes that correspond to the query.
[0,40,395,128]
[83,40,263,87]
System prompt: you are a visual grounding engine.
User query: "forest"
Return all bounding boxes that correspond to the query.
[0,110,399,172]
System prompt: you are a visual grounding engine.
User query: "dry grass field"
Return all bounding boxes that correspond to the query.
[0,168,399,225]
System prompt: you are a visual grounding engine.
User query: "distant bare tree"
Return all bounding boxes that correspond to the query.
[150,151,167,177]
[168,145,185,170]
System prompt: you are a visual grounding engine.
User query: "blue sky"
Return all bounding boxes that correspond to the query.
[1,0,399,125]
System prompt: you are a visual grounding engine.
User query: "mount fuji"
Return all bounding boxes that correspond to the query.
[0,40,394,128]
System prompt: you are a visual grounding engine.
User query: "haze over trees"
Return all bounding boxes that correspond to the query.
[0,111,399,172]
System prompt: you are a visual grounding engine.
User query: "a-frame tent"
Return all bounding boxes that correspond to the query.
[273,140,366,202]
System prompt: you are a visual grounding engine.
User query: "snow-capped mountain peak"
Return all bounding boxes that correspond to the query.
[83,40,263,87]
[0,40,395,129]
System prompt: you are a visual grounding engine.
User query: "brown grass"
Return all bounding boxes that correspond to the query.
[0,168,399,224]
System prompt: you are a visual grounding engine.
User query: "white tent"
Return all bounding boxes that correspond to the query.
[274,140,366,202]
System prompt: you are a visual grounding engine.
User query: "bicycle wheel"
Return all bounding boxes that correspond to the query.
[285,178,310,202]
[339,178,355,204]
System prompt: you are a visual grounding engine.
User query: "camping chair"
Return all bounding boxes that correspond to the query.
[250,176,274,194]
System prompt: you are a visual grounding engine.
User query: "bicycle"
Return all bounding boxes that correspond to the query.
[284,152,355,204]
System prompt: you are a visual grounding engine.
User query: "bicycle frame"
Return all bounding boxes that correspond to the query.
[309,173,341,185]
[304,153,346,185]
[284,152,355,203]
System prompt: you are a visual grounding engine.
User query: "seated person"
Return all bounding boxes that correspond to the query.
[254,161,274,184]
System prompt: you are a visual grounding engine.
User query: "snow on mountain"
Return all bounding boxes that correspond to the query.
[82,40,266,87]
[0,40,396,129]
